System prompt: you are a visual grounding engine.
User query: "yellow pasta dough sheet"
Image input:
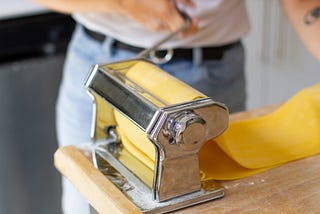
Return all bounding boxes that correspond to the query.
[109,61,320,180]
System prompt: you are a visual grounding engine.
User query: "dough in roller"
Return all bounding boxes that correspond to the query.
[113,61,320,180]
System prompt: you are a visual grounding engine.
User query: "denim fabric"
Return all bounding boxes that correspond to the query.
[56,25,246,214]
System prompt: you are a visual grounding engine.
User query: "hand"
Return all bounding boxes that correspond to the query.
[120,0,198,36]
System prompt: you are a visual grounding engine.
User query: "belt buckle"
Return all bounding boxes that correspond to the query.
[149,48,174,64]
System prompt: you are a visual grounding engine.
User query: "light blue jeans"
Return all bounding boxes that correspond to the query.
[56,25,246,214]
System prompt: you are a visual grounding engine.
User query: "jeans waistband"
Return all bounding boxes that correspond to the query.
[82,26,240,61]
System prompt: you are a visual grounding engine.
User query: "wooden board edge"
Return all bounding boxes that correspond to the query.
[54,146,142,214]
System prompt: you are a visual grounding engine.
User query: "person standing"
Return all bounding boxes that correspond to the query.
[32,0,320,213]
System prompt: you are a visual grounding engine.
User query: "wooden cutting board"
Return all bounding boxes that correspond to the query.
[54,105,320,213]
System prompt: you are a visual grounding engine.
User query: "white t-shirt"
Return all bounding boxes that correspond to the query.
[73,0,250,49]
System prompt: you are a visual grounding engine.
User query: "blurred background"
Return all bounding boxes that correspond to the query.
[0,1,74,213]
[0,0,319,214]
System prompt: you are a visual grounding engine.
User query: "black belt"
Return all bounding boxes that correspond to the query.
[83,26,240,61]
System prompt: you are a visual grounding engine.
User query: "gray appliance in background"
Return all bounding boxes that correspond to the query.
[0,12,74,214]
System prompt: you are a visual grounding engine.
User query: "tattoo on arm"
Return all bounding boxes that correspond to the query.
[304,6,320,25]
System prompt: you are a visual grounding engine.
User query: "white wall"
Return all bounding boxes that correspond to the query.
[0,0,47,19]
[244,0,320,109]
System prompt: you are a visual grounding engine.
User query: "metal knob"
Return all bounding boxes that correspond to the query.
[166,111,206,150]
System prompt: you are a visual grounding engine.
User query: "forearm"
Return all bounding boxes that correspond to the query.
[32,0,124,14]
[280,0,320,61]
[32,0,196,34]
